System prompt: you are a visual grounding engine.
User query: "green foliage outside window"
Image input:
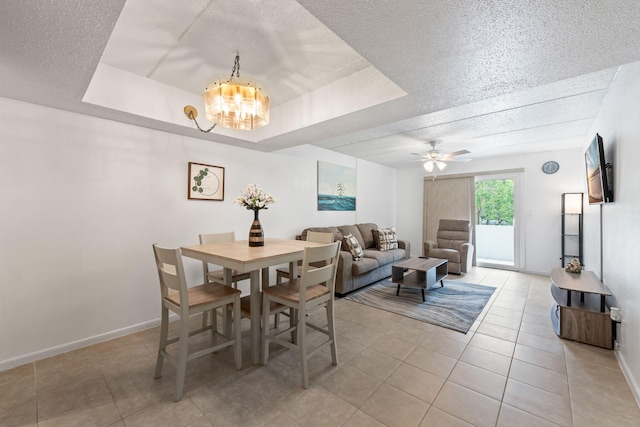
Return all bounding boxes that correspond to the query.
[475,180,514,225]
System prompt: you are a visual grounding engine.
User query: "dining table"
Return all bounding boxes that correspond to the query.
[181,237,327,364]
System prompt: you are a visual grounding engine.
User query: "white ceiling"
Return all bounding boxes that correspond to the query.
[2,0,640,168]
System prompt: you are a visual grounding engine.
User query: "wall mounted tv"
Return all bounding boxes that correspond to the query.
[584,133,613,204]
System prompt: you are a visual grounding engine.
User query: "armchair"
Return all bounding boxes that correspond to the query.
[424,219,474,274]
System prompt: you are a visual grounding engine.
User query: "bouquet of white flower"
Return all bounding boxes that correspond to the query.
[235,184,276,211]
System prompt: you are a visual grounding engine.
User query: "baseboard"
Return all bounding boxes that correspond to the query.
[616,348,640,408]
[0,314,178,372]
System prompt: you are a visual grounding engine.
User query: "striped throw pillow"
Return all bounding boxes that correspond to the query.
[343,233,364,260]
[375,227,398,251]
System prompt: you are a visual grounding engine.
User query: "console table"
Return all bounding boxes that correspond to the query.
[550,267,612,349]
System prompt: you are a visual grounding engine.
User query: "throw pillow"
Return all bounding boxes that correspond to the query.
[375,227,398,251]
[343,233,364,261]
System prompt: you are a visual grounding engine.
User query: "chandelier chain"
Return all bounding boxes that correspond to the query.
[230,54,240,80]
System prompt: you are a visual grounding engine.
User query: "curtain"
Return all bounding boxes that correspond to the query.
[422,176,475,257]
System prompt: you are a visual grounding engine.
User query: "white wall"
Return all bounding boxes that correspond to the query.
[0,98,397,369]
[582,61,640,403]
[397,148,585,274]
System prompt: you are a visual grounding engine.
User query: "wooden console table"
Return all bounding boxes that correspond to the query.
[550,267,612,349]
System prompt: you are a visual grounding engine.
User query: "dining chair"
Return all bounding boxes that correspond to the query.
[199,232,251,287]
[273,231,334,330]
[199,232,250,329]
[275,231,335,283]
[261,240,341,388]
[152,244,242,401]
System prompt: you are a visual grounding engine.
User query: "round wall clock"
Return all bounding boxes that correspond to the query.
[542,161,560,174]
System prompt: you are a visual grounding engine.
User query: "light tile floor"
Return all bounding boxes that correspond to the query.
[2,267,639,426]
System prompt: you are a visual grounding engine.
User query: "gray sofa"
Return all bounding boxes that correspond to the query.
[300,223,410,295]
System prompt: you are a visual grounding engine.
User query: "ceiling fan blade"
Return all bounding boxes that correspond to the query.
[443,157,472,162]
[441,149,471,158]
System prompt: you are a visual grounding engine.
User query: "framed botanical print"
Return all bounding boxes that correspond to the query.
[188,162,224,200]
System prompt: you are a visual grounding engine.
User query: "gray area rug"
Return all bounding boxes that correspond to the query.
[344,278,496,333]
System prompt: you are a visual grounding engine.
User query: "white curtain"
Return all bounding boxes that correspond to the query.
[422,177,476,256]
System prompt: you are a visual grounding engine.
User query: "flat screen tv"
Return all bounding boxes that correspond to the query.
[584,133,612,204]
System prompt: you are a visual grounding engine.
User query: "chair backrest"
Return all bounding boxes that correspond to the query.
[199,231,236,244]
[198,232,236,278]
[153,244,188,309]
[299,241,341,297]
[306,231,334,243]
[436,219,472,250]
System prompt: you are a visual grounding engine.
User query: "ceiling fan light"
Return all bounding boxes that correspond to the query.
[436,161,447,170]
[423,161,434,172]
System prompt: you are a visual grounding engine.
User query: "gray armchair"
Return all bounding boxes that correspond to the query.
[424,219,474,274]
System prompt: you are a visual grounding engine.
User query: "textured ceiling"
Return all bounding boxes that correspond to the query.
[2,0,640,168]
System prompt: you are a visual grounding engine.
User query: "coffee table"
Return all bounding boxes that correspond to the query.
[391,257,448,302]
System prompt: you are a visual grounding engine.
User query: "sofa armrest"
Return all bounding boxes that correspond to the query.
[397,239,411,259]
[335,251,353,294]
[424,240,438,257]
[460,243,474,273]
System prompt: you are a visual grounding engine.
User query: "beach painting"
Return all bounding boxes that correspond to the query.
[317,161,356,211]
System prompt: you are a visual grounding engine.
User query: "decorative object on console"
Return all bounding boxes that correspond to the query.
[184,53,270,132]
[317,161,356,211]
[565,257,582,274]
[541,160,560,174]
[188,162,225,200]
[235,184,276,247]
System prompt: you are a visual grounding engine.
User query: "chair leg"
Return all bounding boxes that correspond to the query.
[173,315,190,402]
[210,308,217,346]
[201,310,209,329]
[298,308,309,389]
[154,306,169,379]
[327,301,338,365]
[261,294,271,365]
[233,298,243,370]
[290,308,298,344]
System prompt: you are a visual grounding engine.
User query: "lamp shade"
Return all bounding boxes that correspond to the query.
[564,193,583,214]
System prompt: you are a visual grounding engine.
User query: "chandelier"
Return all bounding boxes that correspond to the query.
[184,53,270,132]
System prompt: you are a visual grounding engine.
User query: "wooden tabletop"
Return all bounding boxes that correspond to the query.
[393,257,447,272]
[550,267,611,296]
[181,238,328,274]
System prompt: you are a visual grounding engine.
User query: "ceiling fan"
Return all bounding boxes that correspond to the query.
[411,140,472,175]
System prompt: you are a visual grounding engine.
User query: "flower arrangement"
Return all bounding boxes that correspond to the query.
[235,184,276,211]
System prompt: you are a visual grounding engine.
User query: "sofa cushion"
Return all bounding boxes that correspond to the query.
[356,223,378,249]
[389,248,407,262]
[343,233,364,261]
[301,226,342,242]
[362,249,395,266]
[373,227,398,251]
[352,257,379,275]
[338,225,365,249]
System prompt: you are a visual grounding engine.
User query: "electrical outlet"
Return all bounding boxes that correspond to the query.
[615,341,621,350]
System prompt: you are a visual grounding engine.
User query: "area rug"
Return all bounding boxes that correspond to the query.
[344,279,496,333]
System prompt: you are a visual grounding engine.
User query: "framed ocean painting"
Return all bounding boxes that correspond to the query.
[317,161,356,211]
